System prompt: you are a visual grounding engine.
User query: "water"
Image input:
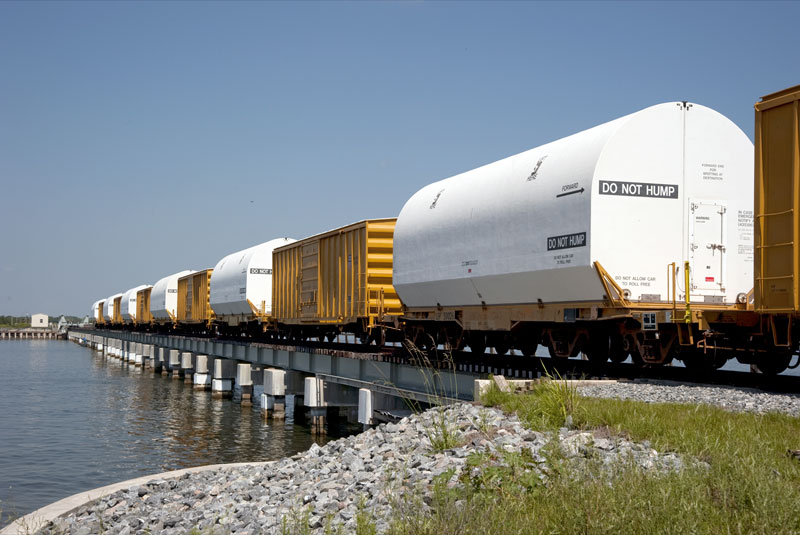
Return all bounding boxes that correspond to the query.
[0,340,354,527]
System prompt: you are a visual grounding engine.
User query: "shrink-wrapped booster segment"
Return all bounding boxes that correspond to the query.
[210,238,296,321]
[150,270,195,321]
[393,103,754,308]
[120,285,150,323]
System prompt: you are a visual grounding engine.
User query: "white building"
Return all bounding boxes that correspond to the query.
[31,313,49,329]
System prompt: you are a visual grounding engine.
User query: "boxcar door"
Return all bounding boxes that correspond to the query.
[300,242,319,319]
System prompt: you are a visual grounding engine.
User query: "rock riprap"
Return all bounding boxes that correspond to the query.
[577,380,800,415]
[36,403,685,535]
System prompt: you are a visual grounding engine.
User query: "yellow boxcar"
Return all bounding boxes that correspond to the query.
[177,269,214,326]
[96,301,105,326]
[112,296,123,325]
[136,287,153,326]
[755,84,800,313]
[273,218,402,339]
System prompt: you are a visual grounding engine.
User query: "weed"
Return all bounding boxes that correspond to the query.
[398,341,464,452]
[322,513,345,535]
[280,506,312,535]
[424,407,461,452]
[482,367,581,430]
[355,496,377,535]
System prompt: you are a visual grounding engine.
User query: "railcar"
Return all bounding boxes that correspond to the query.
[272,219,403,344]
[92,299,105,326]
[136,286,153,327]
[746,84,800,374]
[149,270,194,330]
[209,238,296,334]
[393,101,757,369]
[102,294,123,328]
[120,285,150,328]
[177,269,214,333]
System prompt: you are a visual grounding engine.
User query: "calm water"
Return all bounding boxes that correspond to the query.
[0,340,352,527]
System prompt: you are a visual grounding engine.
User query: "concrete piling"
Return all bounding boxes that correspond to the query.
[236,363,253,406]
[262,368,286,419]
[181,352,195,384]
[212,359,236,398]
[168,350,181,379]
[142,344,152,369]
[193,355,213,390]
[153,346,165,374]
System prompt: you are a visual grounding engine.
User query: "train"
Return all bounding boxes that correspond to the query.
[90,85,800,375]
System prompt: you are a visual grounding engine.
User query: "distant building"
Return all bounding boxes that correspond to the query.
[31,313,49,329]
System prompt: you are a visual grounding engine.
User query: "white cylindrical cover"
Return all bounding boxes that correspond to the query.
[210,238,296,316]
[103,293,123,321]
[150,270,194,320]
[120,285,150,322]
[91,300,103,322]
[394,102,754,307]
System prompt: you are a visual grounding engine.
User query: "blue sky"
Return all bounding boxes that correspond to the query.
[0,1,798,316]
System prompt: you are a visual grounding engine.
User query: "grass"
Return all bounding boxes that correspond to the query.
[277,498,378,535]
[401,341,463,453]
[383,378,800,535]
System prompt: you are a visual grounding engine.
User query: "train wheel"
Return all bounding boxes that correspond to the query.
[375,328,386,348]
[571,334,587,358]
[439,328,463,352]
[626,335,644,366]
[421,332,437,357]
[754,352,792,375]
[467,333,486,356]
[679,348,718,372]
[609,334,627,363]
[492,335,511,356]
[584,333,610,364]
[519,342,538,357]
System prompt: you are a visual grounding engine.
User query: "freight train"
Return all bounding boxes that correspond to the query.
[90,85,800,375]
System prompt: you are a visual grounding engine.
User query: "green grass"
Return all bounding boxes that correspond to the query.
[386,381,800,535]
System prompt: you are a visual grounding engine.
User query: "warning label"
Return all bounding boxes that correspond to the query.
[599,180,679,199]
[547,232,586,251]
[701,163,725,181]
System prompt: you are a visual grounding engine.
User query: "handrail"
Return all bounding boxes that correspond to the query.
[594,261,630,308]
[683,261,691,323]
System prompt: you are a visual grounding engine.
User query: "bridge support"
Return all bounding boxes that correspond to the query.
[304,377,359,435]
[262,368,286,419]
[235,363,253,406]
[168,349,181,378]
[142,344,152,369]
[357,389,409,429]
[132,343,142,366]
[152,346,164,374]
[212,358,236,398]
[181,352,195,384]
[193,355,213,390]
